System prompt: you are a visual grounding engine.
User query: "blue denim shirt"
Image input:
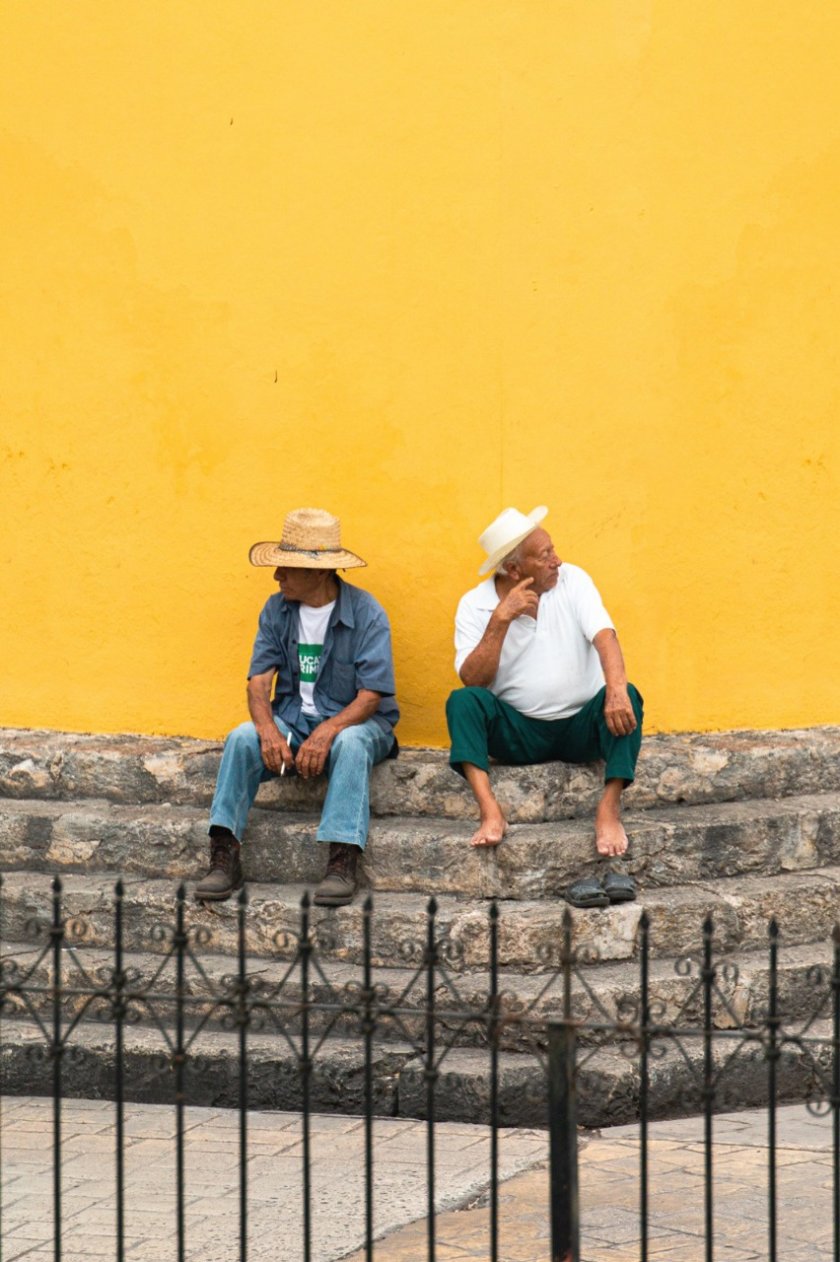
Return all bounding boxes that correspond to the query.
[247,577,399,735]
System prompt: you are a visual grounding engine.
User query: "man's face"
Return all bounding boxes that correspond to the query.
[273,566,332,604]
[511,528,561,594]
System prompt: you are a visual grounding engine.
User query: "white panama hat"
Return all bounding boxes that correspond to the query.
[477,505,548,575]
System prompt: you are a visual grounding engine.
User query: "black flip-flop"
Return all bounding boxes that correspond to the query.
[603,872,637,903]
[565,877,610,909]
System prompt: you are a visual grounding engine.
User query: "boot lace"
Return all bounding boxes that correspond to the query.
[326,843,354,877]
[210,837,235,874]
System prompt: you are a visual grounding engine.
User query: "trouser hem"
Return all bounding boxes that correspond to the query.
[315,831,366,849]
[603,758,637,785]
[209,815,239,838]
[448,749,489,777]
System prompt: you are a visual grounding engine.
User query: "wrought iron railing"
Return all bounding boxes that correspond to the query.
[2,875,840,1261]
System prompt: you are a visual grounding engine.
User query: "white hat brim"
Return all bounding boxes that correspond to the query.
[477,506,548,575]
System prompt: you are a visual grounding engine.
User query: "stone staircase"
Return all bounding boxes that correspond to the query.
[2,725,840,1127]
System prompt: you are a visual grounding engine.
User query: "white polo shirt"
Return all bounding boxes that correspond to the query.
[454,563,614,720]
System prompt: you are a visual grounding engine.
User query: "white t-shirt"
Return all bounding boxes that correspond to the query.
[454,563,614,720]
[297,600,336,717]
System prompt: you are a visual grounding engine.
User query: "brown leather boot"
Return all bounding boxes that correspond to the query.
[313,843,360,907]
[195,831,243,902]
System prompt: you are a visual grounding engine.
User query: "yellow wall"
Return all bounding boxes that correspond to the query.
[1,2,838,744]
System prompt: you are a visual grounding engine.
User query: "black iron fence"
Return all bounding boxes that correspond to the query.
[2,876,840,1260]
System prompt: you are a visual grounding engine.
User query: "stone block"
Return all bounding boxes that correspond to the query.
[4,726,840,820]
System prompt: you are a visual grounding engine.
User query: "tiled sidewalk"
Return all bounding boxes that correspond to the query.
[1,1096,837,1261]
[0,1096,545,1262]
[345,1104,837,1262]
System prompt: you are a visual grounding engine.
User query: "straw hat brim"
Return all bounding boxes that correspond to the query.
[249,542,367,570]
[478,506,548,575]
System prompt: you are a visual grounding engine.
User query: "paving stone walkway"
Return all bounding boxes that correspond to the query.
[350,1105,838,1262]
[0,1097,545,1261]
[0,1096,836,1260]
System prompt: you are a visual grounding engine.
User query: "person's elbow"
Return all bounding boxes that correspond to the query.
[247,669,275,701]
[458,661,490,688]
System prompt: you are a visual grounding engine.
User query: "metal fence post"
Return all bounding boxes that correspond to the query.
[51,876,64,1262]
[425,896,439,1262]
[548,1021,579,1262]
[827,918,832,1262]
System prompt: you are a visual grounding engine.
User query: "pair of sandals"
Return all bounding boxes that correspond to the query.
[565,871,636,908]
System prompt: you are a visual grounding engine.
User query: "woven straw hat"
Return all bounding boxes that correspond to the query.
[477,505,548,575]
[249,508,366,570]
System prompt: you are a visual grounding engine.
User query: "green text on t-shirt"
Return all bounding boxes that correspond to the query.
[298,643,323,682]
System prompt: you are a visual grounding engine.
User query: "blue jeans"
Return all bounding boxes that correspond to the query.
[209,714,394,849]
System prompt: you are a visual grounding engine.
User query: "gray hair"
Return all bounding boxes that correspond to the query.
[495,542,526,577]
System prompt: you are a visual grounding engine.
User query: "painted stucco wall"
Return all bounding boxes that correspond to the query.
[1,2,838,745]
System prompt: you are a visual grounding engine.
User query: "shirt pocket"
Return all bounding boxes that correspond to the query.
[326,660,357,704]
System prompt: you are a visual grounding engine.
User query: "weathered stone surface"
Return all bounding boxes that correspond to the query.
[2,793,839,896]
[3,869,840,973]
[640,868,840,958]
[0,1006,829,1127]
[0,1020,406,1116]
[380,1022,835,1128]
[3,933,830,1046]
[717,867,840,950]
[396,1047,548,1127]
[4,724,840,1127]
[0,873,634,970]
[3,725,840,821]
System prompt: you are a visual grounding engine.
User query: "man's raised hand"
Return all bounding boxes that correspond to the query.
[497,577,539,624]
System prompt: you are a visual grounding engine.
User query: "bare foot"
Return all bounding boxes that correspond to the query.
[595,804,628,857]
[469,809,507,848]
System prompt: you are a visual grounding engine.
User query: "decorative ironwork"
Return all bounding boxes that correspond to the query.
[3,873,840,1262]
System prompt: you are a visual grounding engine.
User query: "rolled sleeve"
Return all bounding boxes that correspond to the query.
[569,569,615,643]
[247,600,284,678]
[354,613,396,696]
[454,593,492,676]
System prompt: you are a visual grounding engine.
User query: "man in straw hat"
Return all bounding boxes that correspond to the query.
[196,508,399,906]
[446,506,643,908]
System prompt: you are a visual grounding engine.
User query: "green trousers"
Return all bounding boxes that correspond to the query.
[446,684,644,784]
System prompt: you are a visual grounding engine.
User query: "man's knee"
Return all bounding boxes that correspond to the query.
[446,686,494,726]
[330,725,375,767]
[626,683,644,722]
[224,721,261,753]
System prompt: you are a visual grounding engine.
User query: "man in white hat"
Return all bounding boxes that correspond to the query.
[446,506,642,907]
[196,508,399,907]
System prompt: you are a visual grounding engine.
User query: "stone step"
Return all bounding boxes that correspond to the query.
[0,936,832,1046]
[3,726,840,822]
[0,1007,832,1129]
[3,868,840,971]
[0,1018,410,1119]
[3,792,839,895]
[407,1019,837,1128]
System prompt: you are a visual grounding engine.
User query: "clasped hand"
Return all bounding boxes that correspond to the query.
[294,722,337,779]
[258,722,337,779]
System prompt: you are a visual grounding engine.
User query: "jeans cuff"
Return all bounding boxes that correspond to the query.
[315,832,366,850]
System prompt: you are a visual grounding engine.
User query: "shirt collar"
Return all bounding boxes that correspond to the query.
[474,577,501,611]
[278,575,354,627]
[333,575,355,628]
